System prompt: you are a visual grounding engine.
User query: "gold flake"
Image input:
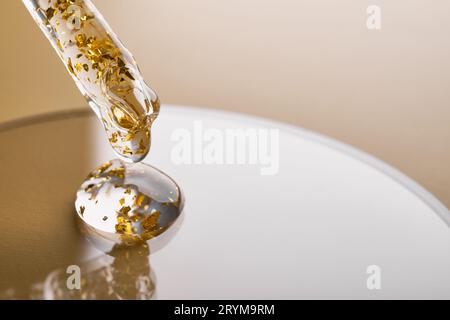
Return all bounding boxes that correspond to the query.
[111,106,136,129]
[67,57,76,76]
[134,194,146,207]
[118,206,131,215]
[56,39,63,51]
[75,33,87,48]
[123,146,133,155]
[97,161,112,173]
[108,167,125,179]
[85,184,95,192]
[75,62,83,72]
[136,139,147,154]
[109,132,118,144]
[125,70,135,81]
[141,211,160,231]
[123,133,134,142]
[115,216,132,234]
[45,7,56,20]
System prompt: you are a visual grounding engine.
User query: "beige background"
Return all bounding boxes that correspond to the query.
[0,0,449,207]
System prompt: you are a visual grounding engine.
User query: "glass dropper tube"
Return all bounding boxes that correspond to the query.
[22,0,160,162]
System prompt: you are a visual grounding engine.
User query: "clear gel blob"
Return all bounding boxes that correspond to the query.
[75,159,184,244]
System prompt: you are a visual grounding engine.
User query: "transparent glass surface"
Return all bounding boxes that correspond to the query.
[0,106,448,299]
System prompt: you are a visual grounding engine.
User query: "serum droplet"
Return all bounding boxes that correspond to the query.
[75,159,184,243]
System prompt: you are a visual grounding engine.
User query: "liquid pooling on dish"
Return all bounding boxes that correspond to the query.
[75,159,183,243]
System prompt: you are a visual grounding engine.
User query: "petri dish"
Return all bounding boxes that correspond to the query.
[0,105,448,299]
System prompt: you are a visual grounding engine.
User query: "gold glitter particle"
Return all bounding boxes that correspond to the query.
[109,132,118,144]
[111,106,136,130]
[45,7,56,20]
[141,211,160,231]
[119,198,125,206]
[75,33,87,47]
[141,232,155,241]
[123,146,133,155]
[118,206,131,216]
[123,133,134,142]
[108,167,125,179]
[134,194,146,207]
[137,139,147,155]
[98,161,112,173]
[75,62,83,72]
[56,39,63,51]
[85,184,95,192]
[117,57,125,67]
[81,14,95,22]
[67,57,76,76]
[124,70,135,81]
[115,216,132,234]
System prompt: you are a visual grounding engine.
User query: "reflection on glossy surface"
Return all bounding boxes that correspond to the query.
[42,242,156,300]
[1,241,156,300]
[0,209,185,300]
[0,210,185,300]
